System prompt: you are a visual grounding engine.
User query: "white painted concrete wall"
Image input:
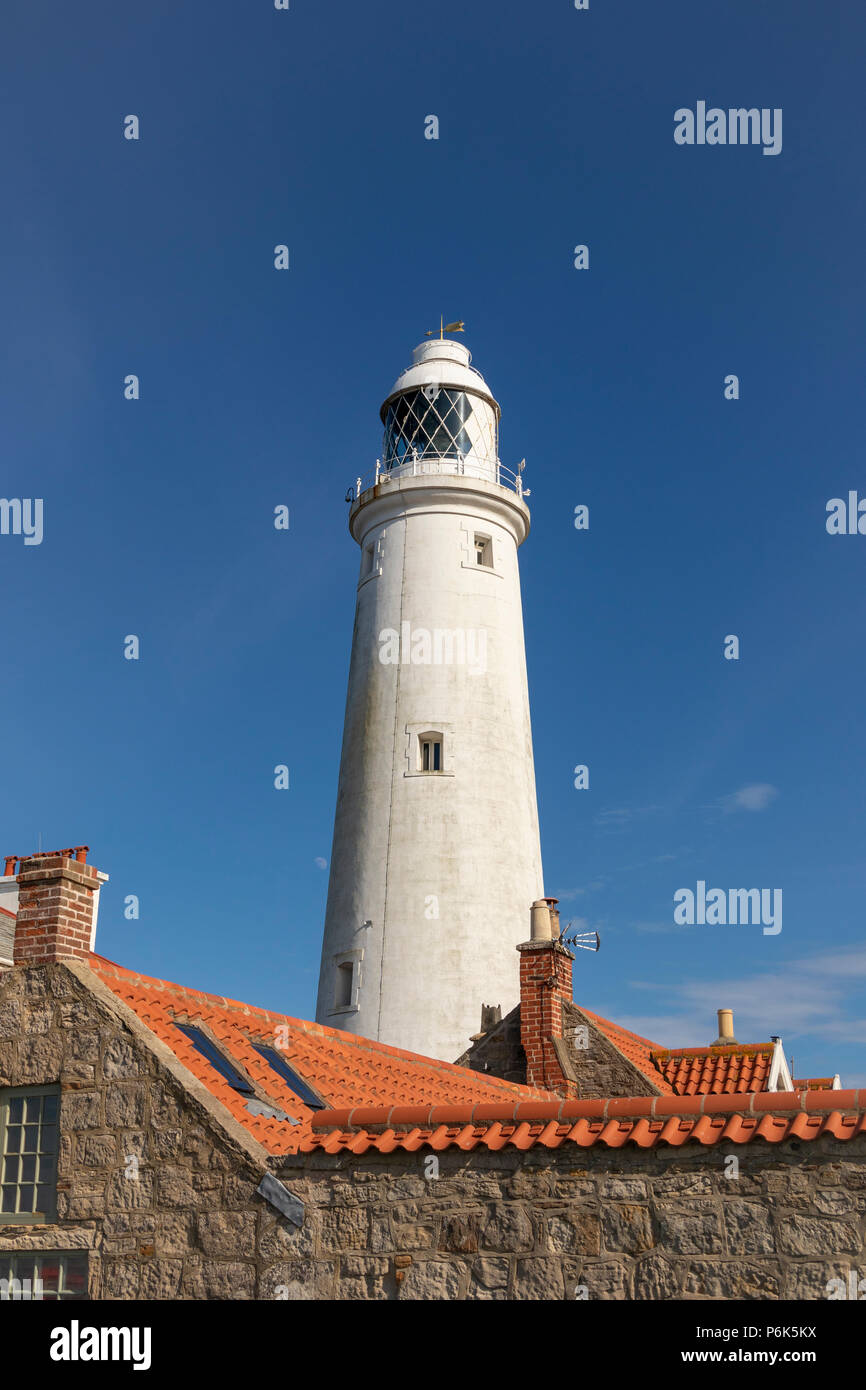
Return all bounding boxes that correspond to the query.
[316,466,544,1063]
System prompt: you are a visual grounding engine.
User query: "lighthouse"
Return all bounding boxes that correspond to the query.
[315,334,545,1062]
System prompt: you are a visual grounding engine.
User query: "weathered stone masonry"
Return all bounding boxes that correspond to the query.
[2,961,866,1300]
[459,1000,662,1100]
[0,962,279,1300]
[271,1142,866,1301]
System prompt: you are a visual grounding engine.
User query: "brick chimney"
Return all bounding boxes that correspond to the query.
[10,846,104,966]
[517,898,579,1098]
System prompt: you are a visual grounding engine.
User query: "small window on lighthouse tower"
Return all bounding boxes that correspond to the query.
[419,735,443,773]
[474,534,493,567]
[335,961,354,1009]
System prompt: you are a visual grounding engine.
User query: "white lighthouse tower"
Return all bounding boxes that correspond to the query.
[315,333,545,1062]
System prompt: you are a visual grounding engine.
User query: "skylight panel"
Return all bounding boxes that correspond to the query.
[174,1024,254,1095]
[252,1045,325,1110]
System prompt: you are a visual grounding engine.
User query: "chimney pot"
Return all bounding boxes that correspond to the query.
[480,1003,501,1032]
[544,897,560,938]
[713,1008,738,1045]
[530,899,552,941]
[470,1002,502,1042]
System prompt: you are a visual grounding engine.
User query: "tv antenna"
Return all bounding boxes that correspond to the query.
[561,924,600,953]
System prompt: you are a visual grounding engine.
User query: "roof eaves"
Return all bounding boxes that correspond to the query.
[302,1089,866,1154]
[650,1043,774,1060]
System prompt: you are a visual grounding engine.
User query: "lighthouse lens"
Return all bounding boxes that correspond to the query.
[383,388,475,467]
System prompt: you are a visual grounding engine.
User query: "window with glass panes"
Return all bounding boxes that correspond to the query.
[420,736,443,772]
[0,1250,87,1300]
[382,388,475,467]
[0,1086,59,1222]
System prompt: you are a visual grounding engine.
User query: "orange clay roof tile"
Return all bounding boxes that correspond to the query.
[87,953,552,1154]
[84,954,863,1157]
[649,1043,775,1096]
[576,1010,794,1098]
[300,1094,866,1154]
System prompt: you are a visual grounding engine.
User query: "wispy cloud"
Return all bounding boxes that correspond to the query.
[632,919,688,935]
[718,783,779,814]
[608,947,866,1051]
[616,851,681,874]
[554,879,608,899]
[555,853,683,909]
[561,916,591,934]
[594,805,662,829]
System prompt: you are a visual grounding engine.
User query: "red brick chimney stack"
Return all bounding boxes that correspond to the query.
[11,846,103,966]
[517,898,579,1099]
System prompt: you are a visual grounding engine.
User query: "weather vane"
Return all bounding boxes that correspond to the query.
[426,316,465,340]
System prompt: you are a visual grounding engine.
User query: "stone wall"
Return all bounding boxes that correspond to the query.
[270,1140,866,1300]
[456,1005,525,1083]
[0,962,274,1300]
[565,1005,661,1099]
[457,1002,661,1100]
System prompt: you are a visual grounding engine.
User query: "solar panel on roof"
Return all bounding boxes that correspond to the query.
[175,1024,254,1095]
[253,1044,325,1110]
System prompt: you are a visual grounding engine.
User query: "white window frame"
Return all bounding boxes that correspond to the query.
[474,534,493,568]
[461,523,502,576]
[403,722,456,778]
[358,534,383,588]
[419,734,443,773]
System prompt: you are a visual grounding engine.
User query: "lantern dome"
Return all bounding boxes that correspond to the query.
[379,339,500,478]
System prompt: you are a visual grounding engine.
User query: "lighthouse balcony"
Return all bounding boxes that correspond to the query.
[350,453,527,500]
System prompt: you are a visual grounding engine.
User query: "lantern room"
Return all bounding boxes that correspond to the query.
[379,338,500,481]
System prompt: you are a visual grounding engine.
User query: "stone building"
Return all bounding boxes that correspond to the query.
[1,845,865,1302]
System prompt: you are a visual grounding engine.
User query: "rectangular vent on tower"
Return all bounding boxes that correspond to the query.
[335,961,353,1008]
[474,535,493,567]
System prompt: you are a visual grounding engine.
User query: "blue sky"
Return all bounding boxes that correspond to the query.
[2,0,864,1085]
